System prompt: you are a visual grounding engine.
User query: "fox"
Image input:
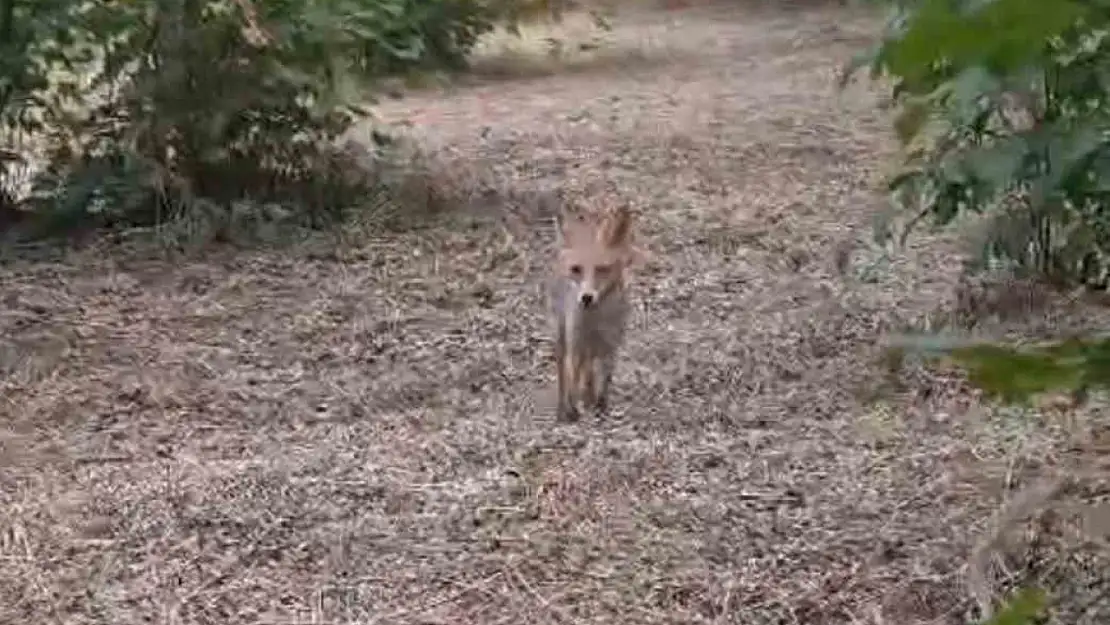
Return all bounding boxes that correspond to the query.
[550,201,646,421]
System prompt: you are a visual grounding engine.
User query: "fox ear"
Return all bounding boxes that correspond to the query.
[626,244,652,268]
[555,197,592,244]
[600,203,633,246]
[554,205,581,245]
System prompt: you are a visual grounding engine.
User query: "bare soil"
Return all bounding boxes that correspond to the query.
[3,4,1109,625]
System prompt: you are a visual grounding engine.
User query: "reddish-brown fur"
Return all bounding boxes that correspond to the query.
[550,201,646,420]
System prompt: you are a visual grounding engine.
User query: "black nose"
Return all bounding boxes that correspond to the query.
[580,293,594,306]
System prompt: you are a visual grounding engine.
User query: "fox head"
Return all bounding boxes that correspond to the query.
[556,202,647,309]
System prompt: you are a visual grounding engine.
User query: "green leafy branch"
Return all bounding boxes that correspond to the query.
[844,0,1110,286]
[982,587,1048,625]
[891,331,1110,403]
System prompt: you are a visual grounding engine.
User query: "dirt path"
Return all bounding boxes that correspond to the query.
[0,5,1085,625]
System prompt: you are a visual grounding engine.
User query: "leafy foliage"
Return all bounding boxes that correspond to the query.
[846,0,1110,287]
[0,0,512,240]
[890,331,1110,403]
[981,587,1048,625]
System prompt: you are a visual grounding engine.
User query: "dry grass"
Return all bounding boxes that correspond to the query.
[3,3,1110,625]
[466,9,669,80]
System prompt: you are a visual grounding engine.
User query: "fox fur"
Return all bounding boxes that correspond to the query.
[549,200,645,420]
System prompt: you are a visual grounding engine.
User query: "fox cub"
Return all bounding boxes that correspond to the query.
[550,201,645,421]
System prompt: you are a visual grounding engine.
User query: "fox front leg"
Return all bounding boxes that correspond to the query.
[580,353,598,411]
[592,355,614,414]
[555,328,579,421]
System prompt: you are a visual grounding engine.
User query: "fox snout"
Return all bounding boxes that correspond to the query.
[567,267,612,310]
[574,274,602,308]
[563,250,624,311]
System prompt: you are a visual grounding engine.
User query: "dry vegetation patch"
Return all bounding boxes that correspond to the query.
[3,3,1109,624]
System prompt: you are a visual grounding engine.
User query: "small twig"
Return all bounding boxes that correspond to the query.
[231,0,273,47]
[73,454,134,465]
[506,563,576,624]
[968,477,1067,620]
[1077,581,1110,623]
[172,552,244,616]
[736,490,804,506]
[715,578,734,624]
[369,571,503,624]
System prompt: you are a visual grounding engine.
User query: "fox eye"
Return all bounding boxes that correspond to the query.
[569,264,583,276]
[595,264,612,275]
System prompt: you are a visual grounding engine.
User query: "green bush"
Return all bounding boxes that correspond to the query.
[850,4,1110,622]
[847,0,1110,288]
[0,0,503,240]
